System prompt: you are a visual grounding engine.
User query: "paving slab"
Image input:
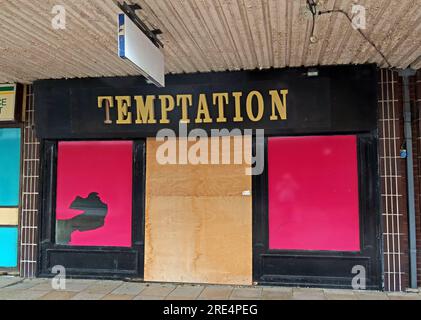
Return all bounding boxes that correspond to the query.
[230,287,262,300]
[139,283,176,297]
[293,288,326,300]
[261,287,293,300]
[0,289,20,299]
[71,292,108,300]
[134,294,166,300]
[3,289,50,300]
[323,289,358,300]
[198,286,234,300]
[325,293,357,300]
[39,290,78,300]
[34,279,99,292]
[102,294,135,300]
[83,280,123,294]
[387,293,421,300]
[6,279,46,290]
[30,281,56,291]
[57,280,96,292]
[356,292,389,300]
[111,282,147,295]
[0,277,23,289]
[166,285,205,300]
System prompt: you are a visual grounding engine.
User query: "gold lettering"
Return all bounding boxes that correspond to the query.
[99,89,287,126]
[115,96,132,124]
[232,92,243,122]
[97,96,114,124]
[195,94,212,123]
[269,89,288,120]
[177,94,193,123]
[159,95,175,124]
[134,95,157,124]
[246,91,264,122]
[213,93,228,123]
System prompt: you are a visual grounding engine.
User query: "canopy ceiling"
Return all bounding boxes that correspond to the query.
[0,0,419,83]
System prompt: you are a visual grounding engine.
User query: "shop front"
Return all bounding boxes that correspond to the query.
[0,84,22,271]
[34,64,382,289]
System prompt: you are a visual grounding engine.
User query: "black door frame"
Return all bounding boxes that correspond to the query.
[252,132,382,290]
[37,139,146,279]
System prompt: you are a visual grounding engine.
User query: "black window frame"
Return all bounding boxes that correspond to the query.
[37,139,146,279]
[252,133,382,290]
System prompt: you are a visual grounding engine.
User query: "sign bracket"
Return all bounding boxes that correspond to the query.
[117,1,163,49]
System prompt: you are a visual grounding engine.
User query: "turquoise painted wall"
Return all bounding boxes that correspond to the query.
[0,128,21,268]
[0,227,18,267]
[0,128,21,206]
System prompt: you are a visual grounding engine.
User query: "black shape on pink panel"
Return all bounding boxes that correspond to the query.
[56,192,108,244]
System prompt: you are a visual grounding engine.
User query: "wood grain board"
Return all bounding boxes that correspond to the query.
[144,136,252,285]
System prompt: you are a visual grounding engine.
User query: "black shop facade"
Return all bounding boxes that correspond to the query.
[34,64,382,290]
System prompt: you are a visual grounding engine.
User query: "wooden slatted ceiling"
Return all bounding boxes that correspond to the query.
[0,0,420,84]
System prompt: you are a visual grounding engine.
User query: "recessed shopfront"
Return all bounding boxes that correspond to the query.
[35,65,381,289]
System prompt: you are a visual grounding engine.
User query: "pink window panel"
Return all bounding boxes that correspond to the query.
[268,135,360,251]
[55,141,133,247]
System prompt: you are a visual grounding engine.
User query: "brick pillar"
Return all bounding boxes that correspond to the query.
[378,69,410,291]
[19,85,40,278]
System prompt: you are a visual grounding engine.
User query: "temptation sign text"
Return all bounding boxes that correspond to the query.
[97,89,288,125]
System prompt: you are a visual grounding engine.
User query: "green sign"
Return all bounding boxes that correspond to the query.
[0,84,16,121]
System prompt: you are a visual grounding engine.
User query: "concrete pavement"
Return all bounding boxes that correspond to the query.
[0,276,420,300]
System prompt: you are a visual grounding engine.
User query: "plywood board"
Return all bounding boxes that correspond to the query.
[145,137,252,285]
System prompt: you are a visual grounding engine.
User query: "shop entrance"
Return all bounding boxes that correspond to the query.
[144,137,252,285]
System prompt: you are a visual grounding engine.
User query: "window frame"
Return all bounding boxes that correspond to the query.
[38,139,146,279]
[252,133,382,289]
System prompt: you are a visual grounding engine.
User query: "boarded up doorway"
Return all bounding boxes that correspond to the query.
[144,136,252,285]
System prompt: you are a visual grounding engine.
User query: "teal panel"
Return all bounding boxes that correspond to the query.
[0,227,18,267]
[0,128,21,206]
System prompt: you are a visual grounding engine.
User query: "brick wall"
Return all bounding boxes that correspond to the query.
[378,69,409,291]
[379,68,421,291]
[19,85,39,278]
